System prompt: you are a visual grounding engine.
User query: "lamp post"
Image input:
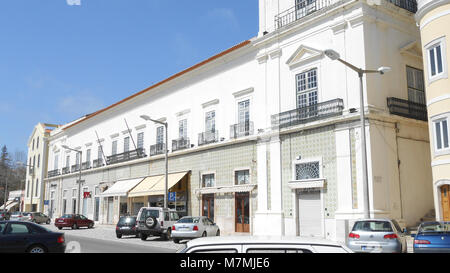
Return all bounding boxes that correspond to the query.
[62,145,83,214]
[140,115,169,209]
[324,49,390,219]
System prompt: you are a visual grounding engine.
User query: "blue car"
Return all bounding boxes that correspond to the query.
[414,221,450,253]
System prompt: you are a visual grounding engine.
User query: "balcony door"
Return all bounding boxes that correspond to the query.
[235,192,250,233]
[296,69,318,118]
[238,100,250,134]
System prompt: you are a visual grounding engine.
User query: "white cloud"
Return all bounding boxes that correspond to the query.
[66,0,81,6]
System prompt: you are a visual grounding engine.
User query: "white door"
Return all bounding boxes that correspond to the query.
[298,190,322,237]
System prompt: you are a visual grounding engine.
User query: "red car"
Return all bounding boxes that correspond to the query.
[55,214,94,230]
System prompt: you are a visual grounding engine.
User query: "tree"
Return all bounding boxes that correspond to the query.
[0,146,26,206]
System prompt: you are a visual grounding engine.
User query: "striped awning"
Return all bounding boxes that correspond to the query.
[100,177,145,197]
[128,171,189,198]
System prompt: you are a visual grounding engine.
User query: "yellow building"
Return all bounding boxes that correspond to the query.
[416,0,450,221]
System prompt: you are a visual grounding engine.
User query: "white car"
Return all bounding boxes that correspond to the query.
[177,236,353,253]
[172,216,220,244]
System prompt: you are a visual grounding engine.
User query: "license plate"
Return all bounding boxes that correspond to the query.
[361,245,382,251]
[121,227,130,229]
[58,220,64,223]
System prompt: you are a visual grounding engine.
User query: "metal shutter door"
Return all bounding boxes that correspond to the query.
[298,190,322,237]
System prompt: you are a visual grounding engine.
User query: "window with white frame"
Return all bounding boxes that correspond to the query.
[66,155,70,168]
[295,161,320,180]
[406,66,425,105]
[54,154,59,170]
[98,146,103,160]
[35,179,39,197]
[296,68,318,109]
[205,111,216,132]
[75,152,80,167]
[202,174,215,188]
[156,126,164,144]
[179,119,187,139]
[427,38,447,80]
[86,149,91,163]
[235,170,250,185]
[137,132,144,149]
[124,137,130,152]
[112,140,118,155]
[434,118,449,151]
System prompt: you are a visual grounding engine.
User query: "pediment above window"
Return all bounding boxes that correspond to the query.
[400,41,423,60]
[286,45,324,69]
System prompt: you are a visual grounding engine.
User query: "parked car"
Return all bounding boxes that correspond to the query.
[346,219,408,253]
[0,221,66,253]
[414,221,450,253]
[136,207,180,240]
[10,212,32,222]
[54,214,94,230]
[0,211,10,221]
[30,212,51,224]
[177,236,353,253]
[116,216,138,239]
[172,216,220,244]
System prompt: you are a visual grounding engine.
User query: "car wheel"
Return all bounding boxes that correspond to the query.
[72,223,78,230]
[202,231,207,237]
[28,245,47,253]
[140,234,148,241]
[216,229,220,236]
[88,223,94,229]
[116,233,122,239]
[165,228,172,240]
[58,227,62,230]
[173,238,180,244]
[46,219,51,225]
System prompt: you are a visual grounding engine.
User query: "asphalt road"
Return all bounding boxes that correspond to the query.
[64,234,177,253]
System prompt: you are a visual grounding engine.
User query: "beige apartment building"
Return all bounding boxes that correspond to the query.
[416,0,450,221]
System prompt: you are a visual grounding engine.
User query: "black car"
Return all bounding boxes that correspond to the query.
[0,221,66,253]
[0,211,10,221]
[116,216,138,239]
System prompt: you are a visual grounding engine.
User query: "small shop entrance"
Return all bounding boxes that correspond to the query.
[235,192,250,233]
[202,194,214,220]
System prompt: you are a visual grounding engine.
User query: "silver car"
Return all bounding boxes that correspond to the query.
[10,212,33,222]
[172,216,220,244]
[347,219,408,253]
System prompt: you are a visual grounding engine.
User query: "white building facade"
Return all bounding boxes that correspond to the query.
[44,0,433,240]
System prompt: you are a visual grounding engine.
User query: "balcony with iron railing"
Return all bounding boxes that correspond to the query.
[48,169,60,178]
[387,97,427,121]
[71,164,80,173]
[274,0,417,30]
[150,143,166,156]
[93,158,104,168]
[172,138,191,152]
[107,148,146,165]
[271,99,344,129]
[81,161,91,171]
[62,167,71,175]
[230,121,254,139]
[198,131,219,146]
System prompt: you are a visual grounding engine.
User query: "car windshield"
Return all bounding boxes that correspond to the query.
[119,217,136,225]
[352,221,393,232]
[60,214,73,218]
[177,217,200,224]
[23,213,31,216]
[418,222,450,234]
[12,211,21,215]
[140,209,159,220]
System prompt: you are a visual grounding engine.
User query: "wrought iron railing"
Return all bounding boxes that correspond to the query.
[150,143,166,156]
[271,99,344,129]
[71,164,80,173]
[387,97,427,121]
[107,148,146,165]
[275,0,417,30]
[48,169,60,178]
[386,0,417,13]
[230,121,254,139]
[93,158,104,168]
[62,167,71,175]
[172,138,190,152]
[198,131,219,146]
[81,161,91,171]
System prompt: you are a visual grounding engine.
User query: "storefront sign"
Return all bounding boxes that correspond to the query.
[83,192,91,199]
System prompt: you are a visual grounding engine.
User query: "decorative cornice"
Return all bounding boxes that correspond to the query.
[202,99,220,108]
[233,87,254,98]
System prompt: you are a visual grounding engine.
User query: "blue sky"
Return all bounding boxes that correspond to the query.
[0,0,258,156]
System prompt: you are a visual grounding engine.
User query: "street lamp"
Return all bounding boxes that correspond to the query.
[324,49,390,219]
[140,115,169,209]
[62,145,83,214]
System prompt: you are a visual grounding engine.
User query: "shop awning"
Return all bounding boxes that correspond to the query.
[128,171,189,198]
[5,201,18,210]
[195,184,257,195]
[100,177,145,197]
